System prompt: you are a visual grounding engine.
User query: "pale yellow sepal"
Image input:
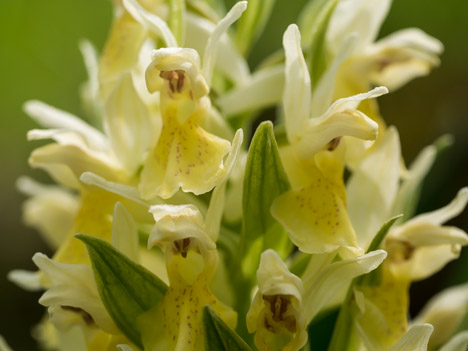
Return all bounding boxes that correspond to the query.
[123,0,177,48]
[327,0,391,55]
[104,72,157,175]
[98,11,147,101]
[17,176,79,249]
[347,127,401,251]
[247,249,307,351]
[25,99,132,187]
[24,100,108,151]
[111,202,139,262]
[185,12,250,87]
[282,24,311,143]
[201,1,247,84]
[217,65,284,117]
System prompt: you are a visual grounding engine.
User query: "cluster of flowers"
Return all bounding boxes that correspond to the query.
[3,0,468,350]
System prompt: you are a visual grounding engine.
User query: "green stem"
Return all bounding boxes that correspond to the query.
[169,0,185,45]
[327,288,354,351]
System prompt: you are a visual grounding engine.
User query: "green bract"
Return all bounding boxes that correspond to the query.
[203,306,252,351]
[76,234,167,349]
[241,121,291,274]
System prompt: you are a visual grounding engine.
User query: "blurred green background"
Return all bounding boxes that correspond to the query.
[0,0,467,349]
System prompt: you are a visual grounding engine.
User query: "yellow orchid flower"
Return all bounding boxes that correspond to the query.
[145,204,237,350]
[271,24,386,258]
[137,2,247,200]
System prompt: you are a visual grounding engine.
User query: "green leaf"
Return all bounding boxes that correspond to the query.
[203,306,252,351]
[356,214,402,287]
[366,214,403,254]
[76,234,167,349]
[169,0,185,45]
[241,121,290,269]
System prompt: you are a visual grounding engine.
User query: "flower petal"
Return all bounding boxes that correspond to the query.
[148,204,214,250]
[29,142,125,185]
[104,72,157,174]
[185,12,250,86]
[391,143,437,220]
[17,176,79,249]
[123,0,177,47]
[23,100,108,151]
[408,187,468,226]
[217,64,284,117]
[201,1,247,84]
[205,129,243,241]
[98,11,147,100]
[146,47,208,99]
[111,203,139,262]
[327,0,392,54]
